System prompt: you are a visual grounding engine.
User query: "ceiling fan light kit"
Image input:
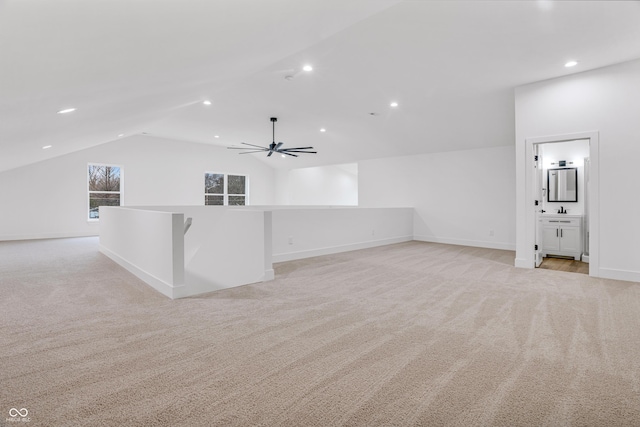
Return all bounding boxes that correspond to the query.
[227,117,317,157]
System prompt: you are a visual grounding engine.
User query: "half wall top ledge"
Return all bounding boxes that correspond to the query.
[99,205,414,299]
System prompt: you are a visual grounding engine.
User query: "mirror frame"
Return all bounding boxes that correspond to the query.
[547,167,578,202]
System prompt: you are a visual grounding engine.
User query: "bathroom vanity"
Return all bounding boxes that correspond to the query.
[540,214,582,260]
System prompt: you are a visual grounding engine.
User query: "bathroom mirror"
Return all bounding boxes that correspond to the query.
[548,167,578,202]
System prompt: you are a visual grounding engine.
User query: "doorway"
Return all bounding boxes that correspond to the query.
[522,131,599,277]
[534,139,590,273]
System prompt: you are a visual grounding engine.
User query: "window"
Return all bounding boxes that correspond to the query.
[204,173,247,205]
[88,164,122,220]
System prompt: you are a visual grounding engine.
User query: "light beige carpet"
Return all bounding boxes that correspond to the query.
[1,237,640,426]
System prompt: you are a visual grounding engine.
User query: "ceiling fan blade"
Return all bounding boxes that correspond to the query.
[267,151,274,157]
[241,142,270,149]
[280,146,314,151]
[228,146,268,151]
[238,150,269,154]
[275,142,284,150]
[281,151,298,157]
[280,149,317,153]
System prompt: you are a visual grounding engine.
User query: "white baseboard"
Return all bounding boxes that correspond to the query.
[0,231,98,242]
[99,244,185,299]
[272,235,413,263]
[413,235,516,251]
[598,268,640,283]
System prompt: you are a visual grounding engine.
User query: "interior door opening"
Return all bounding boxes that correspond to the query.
[533,139,590,275]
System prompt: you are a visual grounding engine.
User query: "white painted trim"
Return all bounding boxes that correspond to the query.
[599,268,640,283]
[263,269,275,281]
[522,131,599,277]
[272,235,413,263]
[100,244,185,299]
[414,235,515,251]
[0,231,98,242]
[263,211,274,281]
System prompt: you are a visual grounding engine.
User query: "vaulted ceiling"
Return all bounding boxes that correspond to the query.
[2,0,640,172]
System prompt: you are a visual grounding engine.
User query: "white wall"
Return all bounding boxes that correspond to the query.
[515,58,640,281]
[271,207,413,262]
[275,163,358,205]
[359,145,516,250]
[0,135,276,240]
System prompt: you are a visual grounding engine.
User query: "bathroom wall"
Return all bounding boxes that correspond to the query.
[540,139,589,216]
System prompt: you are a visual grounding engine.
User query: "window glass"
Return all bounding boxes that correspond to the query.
[204,173,224,194]
[204,173,247,205]
[88,165,122,220]
[227,175,246,195]
[205,195,224,206]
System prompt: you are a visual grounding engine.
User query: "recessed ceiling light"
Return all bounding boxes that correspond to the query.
[57,108,76,114]
[42,145,52,150]
[214,135,220,138]
[320,128,326,133]
[303,65,313,72]
[118,134,125,138]
[281,154,286,158]
[203,100,212,106]
[565,60,578,68]
[390,102,399,108]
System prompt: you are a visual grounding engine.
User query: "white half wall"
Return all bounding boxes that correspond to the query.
[359,146,516,251]
[99,205,413,298]
[0,135,276,241]
[515,58,640,282]
[99,206,272,299]
[271,207,414,262]
[275,164,358,205]
[99,207,185,298]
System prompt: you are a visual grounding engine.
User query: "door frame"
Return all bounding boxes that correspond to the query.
[521,131,599,276]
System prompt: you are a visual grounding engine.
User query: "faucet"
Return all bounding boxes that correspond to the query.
[558,206,566,214]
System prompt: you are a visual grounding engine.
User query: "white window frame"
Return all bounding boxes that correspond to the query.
[88,163,123,221]
[204,172,249,206]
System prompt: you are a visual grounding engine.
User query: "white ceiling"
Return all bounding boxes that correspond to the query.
[2,0,640,172]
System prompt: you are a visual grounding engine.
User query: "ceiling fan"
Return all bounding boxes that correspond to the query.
[228,117,317,157]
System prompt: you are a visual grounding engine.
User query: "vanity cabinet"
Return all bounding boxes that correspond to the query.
[540,215,582,260]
